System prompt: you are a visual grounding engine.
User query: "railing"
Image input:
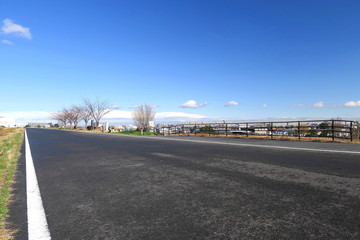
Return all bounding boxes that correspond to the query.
[156,120,359,142]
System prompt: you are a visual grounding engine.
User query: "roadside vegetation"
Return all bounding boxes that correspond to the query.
[0,128,23,239]
[112,130,157,136]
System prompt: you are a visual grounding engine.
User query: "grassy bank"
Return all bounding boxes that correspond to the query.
[112,130,157,136]
[0,128,23,239]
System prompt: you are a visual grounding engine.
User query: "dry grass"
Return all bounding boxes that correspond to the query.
[0,128,23,240]
[53,127,103,133]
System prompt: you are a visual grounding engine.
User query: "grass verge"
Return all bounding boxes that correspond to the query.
[0,128,24,239]
[111,130,157,136]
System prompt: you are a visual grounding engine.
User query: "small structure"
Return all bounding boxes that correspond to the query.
[28,123,52,128]
[99,122,109,131]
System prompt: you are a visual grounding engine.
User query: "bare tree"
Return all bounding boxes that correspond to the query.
[62,108,73,129]
[132,104,155,134]
[80,106,92,130]
[51,110,68,128]
[67,105,82,129]
[83,97,113,129]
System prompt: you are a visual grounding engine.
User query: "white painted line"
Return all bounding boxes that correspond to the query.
[25,130,51,240]
[116,134,360,155]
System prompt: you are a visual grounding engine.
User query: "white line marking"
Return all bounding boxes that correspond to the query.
[114,134,360,155]
[25,130,51,240]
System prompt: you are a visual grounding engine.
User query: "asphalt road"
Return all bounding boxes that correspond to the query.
[9,128,360,239]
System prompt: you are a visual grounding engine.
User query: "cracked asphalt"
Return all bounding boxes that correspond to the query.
[8,128,360,239]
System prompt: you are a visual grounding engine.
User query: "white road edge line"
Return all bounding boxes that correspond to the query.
[115,134,360,155]
[25,129,51,240]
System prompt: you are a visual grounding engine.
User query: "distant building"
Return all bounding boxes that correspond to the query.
[0,116,16,127]
[28,122,52,128]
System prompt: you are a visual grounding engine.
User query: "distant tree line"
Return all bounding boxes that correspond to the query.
[52,98,156,133]
[52,97,114,130]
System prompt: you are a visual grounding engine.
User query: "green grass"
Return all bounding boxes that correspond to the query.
[0,128,23,239]
[111,130,157,136]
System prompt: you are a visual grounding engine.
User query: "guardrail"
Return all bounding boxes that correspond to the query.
[156,120,359,142]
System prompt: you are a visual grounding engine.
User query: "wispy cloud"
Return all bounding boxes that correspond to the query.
[224,101,239,107]
[130,104,159,109]
[1,39,13,45]
[262,104,268,108]
[180,100,208,108]
[110,105,122,109]
[292,104,305,107]
[0,111,52,125]
[0,111,51,119]
[313,102,324,108]
[103,110,132,119]
[156,112,207,119]
[97,110,208,120]
[1,19,32,39]
[0,110,209,125]
[344,101,360,107]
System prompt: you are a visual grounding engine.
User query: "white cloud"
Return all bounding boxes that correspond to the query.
[224,101,239,107]
[313,102,324,108]
[262,104,268,108]
[1,19,32,39]
[1,39,13,45]
[156,112,207,119]
[180,100,208,108]
[344,101,360,107]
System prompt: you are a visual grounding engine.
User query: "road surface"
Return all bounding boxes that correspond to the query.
[9,128,360,239]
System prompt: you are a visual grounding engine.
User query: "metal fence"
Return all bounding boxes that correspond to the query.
[156,120,360,142]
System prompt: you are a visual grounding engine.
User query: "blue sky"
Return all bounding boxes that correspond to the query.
[1,0,360,125]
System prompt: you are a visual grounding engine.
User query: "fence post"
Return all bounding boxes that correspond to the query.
[298,121,301,140]
[350,121,353,142]
[225,123,228,137]
[270,122,273,139]
[332,120,335,141]
[246,123,249,137]
[182,124,184,136]
[194,124,196,136]
[209,124,211,136]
